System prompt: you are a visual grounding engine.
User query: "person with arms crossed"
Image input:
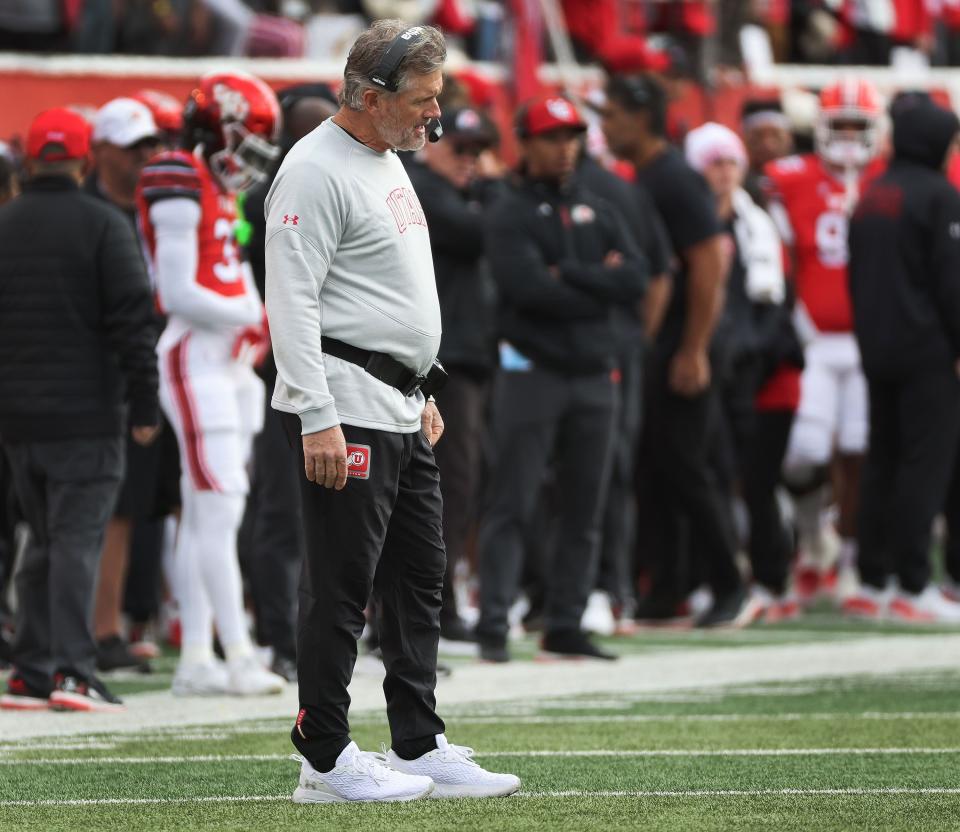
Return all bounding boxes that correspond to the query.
[265,20,520,803]
[475,96,648,661]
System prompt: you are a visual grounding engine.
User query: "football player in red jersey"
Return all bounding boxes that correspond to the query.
[136,71,285,696]
[764,78,887,611]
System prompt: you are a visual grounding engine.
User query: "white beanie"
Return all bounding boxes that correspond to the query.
[684,122,748,174]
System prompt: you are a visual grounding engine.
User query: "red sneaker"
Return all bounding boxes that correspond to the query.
[0,673,51,711]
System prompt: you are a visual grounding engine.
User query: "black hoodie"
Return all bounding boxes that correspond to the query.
[485,174,648,374]
[849,100,960,378]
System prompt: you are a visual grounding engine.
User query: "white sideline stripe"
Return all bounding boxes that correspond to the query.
[5,748,960,766]
[5,788,960,808]
[1,710,958,753]
[404,711,960,725]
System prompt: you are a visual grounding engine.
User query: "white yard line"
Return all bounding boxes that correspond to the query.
[3,634,959,741]
[4,787,960,808]
[3,748,960,766]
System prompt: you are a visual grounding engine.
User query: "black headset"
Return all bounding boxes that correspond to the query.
[607,75,667,136]
[369,26,443,143]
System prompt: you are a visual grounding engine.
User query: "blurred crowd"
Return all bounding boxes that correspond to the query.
[8,1,960,74]
[2,43,960,711]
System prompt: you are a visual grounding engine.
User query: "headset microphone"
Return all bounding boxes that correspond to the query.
[427,118,443,143]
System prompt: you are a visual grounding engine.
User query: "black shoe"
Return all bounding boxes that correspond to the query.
[96,635,150,673]
[0,672,52,711]
[478,639,510,663]
[270,654,298,683]
[440,616,476,642]
[694,586,760,629]
[541,629,618,661]
[634,594,684,621]
[49,672,125,712]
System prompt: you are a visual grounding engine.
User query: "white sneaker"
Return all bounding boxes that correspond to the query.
[581,590,616,636]
[842,582,893,620]
[833,565,860,601]
[889,586,960,624]
[227,654,286,696]
[291,742,434,803]
[386,734,521,799]
[171,659,229,696]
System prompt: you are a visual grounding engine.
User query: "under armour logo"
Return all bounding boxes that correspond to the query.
[283,214,299,225]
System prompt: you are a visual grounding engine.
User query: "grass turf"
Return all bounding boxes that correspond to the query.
[2,663,960,831]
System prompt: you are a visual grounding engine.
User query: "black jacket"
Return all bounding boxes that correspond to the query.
[0,176,159,441]
[849,101,960,378]
[406,160,500,374]
[485,175,648,374]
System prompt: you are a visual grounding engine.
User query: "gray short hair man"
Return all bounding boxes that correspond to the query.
[264,21,520,803]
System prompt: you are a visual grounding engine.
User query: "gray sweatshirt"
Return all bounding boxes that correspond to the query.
[264,120,441,435]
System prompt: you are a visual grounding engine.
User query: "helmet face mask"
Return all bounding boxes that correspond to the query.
[210,121,281,192]
[815,80,883,170]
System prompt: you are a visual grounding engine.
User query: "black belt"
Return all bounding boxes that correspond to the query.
[321,337,447,398]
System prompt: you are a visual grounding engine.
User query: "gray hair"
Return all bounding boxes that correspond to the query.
[340,19,446,111]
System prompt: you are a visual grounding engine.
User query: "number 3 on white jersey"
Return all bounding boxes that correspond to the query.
[815,210,848,269]
[213,218,242,284]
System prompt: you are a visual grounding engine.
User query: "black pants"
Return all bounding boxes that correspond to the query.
[245,402,303,660]
[742,410,795,594]
[597,343,644,610]
[431,369,490,628]
[476,368,617,644]
[636,349,741,604]
[859,368,960,593]
[285,416,446,771]
[0,451,18,615]
[943,456,960,585]
[3,436,123,690]
[122,516,165,624]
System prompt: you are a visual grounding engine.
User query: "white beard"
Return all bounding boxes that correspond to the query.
[380,112,426,151]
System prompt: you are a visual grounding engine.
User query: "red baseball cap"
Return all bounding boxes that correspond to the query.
[519,97,587,138]
[26,108,92,162]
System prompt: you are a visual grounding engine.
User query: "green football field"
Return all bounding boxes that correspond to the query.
[2,612,960,831]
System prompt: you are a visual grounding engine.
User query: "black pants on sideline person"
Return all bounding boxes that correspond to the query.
[3,437,123,691]
[283,414,446,773]
[476,368,617,645]
[943,458,960,586]
[245,402,304,662]
[636,347,742,612]
[858,369,960,594]
[431,369,490,633]
[742,410,795,594]
[597,343,644,613]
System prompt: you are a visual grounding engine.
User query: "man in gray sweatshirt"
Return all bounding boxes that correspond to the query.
[265,20,519,804]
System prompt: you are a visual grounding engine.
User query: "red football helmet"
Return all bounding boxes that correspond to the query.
[182,71,282,192]
[132,89,184,139]
[815,78,884,169]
